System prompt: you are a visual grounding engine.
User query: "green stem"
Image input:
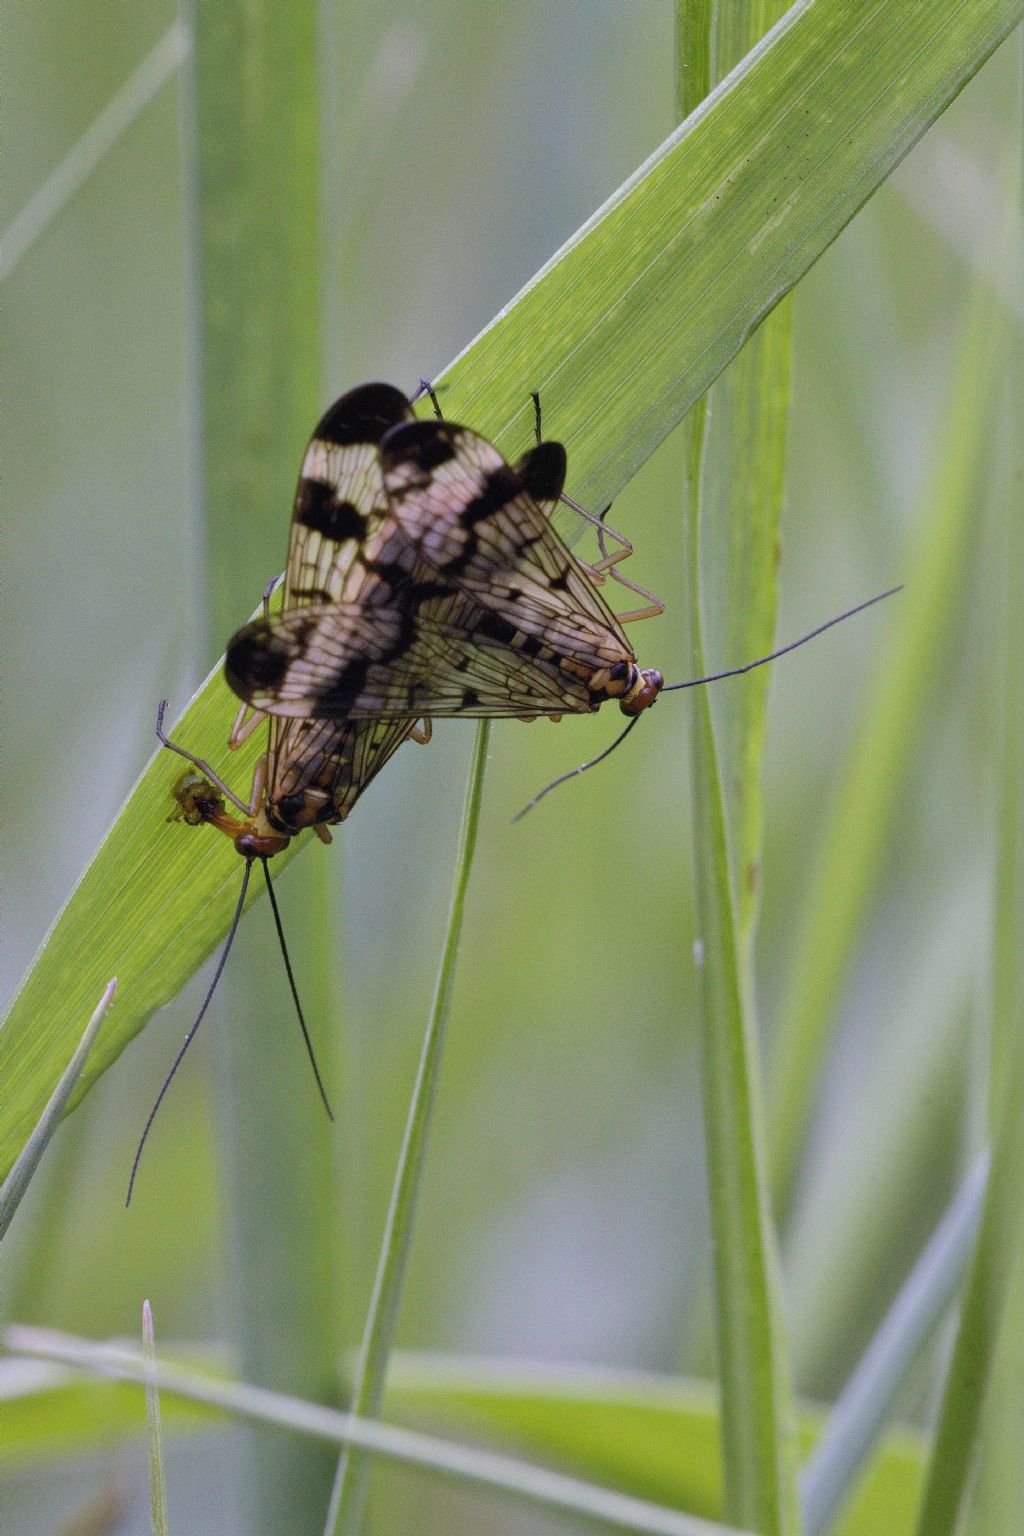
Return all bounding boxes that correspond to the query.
[678,6,798,1532]
[324,722,492,1536]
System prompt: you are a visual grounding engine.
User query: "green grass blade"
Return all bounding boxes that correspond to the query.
[185,3,339,1528]
[325,722,491,1536]
[2,0,1018,1185]
[679,4,798,1527]
[2,1339,926,1536]
[913,126,1024,1536]
[801,1155,988,1536]
[686,416,797,1536]
[142,1301,170,1536]
[767,255,1011,1211]
[913,1065,1024,1534]
[0,978,115,1241]
[434,0,1021,513]
[4,1329,752,1536]
[384,1357,924,1536]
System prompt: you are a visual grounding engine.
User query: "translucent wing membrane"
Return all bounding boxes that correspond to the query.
[227,417,644,725]
[267,713,416,823]
[284,382,414,608]
[230,598,594,719]
[378,422,631,665]
[267,382,423,825]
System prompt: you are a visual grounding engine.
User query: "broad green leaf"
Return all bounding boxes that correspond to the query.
[2,0,1020,1183]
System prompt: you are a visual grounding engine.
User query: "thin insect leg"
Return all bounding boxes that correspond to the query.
[229,703,266,752]
[512,715,643,822]
[261,860,335,1122]
[409,718,432,745]
[156,700,251,814]
[662,586,904,693]
[529,392,663,618]
[563,495,664,621]
[531,390,544,445]
[236,754,270,818]
[127,860,253,1205]
[412,377,445,420]
[261,572,284,620]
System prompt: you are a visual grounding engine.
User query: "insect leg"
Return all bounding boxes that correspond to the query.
[261,572,284,619]
[409,718,432,745]
[412,377,445,420]
[229,702,266,751]
[530,393,664,622]
[156,700,252,815]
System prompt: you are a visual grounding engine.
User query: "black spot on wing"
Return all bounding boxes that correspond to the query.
[473,609,518,646]
[459,465,520,528]
[312,382,412,446]
[518,440,567,506]
[295,480,368,542]
[380,419,458,475]
[226,617,308,696]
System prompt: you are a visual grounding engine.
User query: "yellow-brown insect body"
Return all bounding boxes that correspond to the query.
[618,665,664,716]
[168,767,290,860]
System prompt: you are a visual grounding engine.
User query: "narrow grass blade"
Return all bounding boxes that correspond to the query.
[0,21,190,281]
[324,722,491,1536]
[2,0,1018,1185]
[913,130,1024,1536]
[913,1060,1024,1534]
[5,1328,750,1536]
[801,1155,988,1536]
[436,0,1022,516]
[678,6,799,1529]
[142,1302,169,1536]
[685,405,797,1536]
[1,1345,928,1536]
[0,978,115,1241]
[184,3,337,1527]
[767,251,1011,1212]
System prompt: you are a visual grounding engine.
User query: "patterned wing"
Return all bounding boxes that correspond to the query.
[264,381,420,823]
[228,597,595,719]
[267,713,417,824]
[283,381,415,607]
[228,415,638,725]
[376,420,634,673]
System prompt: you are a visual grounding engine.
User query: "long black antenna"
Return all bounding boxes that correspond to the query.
[261,860,334,1121]
[514,585,903,820]
[662,586,902,694]
[513,716,642,822]
[127,860,253,1206]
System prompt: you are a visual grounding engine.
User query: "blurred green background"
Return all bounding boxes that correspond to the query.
[2,2,1020,1532]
